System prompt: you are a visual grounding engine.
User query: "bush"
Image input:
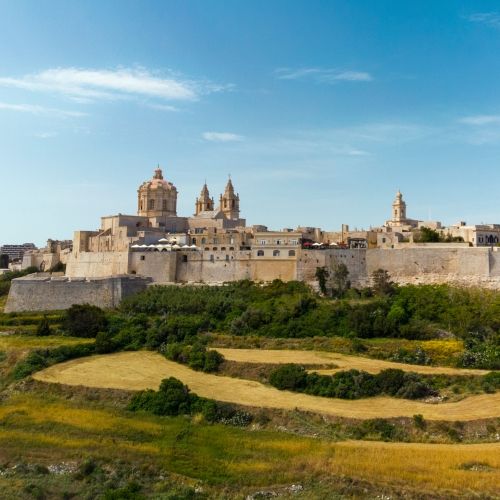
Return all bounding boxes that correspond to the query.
[36,316,52,336]
[163,342,224,373]
[268,366,437,400]
[63,304,108,338]
[268,364,307,390]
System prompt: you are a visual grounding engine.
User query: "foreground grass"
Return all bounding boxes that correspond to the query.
[33,352,500,421]
[0,392,499,498]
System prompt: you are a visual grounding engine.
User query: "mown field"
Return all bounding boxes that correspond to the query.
[33,351,500,421]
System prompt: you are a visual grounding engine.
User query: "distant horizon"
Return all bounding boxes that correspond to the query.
[1,1,499,246]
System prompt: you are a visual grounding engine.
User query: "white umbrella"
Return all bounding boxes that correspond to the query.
[312,242,322,246]
[181,244,190,249]
[189,244,198,249]
[158,237,169,242]
[131,244,140,248]
[172,244,181,250]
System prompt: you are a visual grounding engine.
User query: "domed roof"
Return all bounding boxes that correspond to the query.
[139,167,177,191]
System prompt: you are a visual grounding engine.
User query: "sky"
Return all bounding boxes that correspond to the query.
[1,0,500,246]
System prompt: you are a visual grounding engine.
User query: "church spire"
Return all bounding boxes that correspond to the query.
[220,175,240,220]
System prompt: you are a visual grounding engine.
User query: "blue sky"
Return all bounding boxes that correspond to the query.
[1,0,500,246]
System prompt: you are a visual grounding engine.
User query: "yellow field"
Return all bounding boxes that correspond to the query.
[33,352,500,421]
[0,394,499,496]
[212,347,489,375]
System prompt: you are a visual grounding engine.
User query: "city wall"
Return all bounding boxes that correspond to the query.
[5,275,151,312]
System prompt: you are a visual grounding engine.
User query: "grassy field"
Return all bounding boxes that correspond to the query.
[0,334,93,352]
[212,347,488,375]
[0,391,498,498]
[33,351,500,421]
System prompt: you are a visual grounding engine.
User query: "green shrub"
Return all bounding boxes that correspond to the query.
[35,316,52,336]
[268,364,307,391]
[63,304,108,338]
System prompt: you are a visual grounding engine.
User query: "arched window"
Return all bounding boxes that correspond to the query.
[210,255,214,262]
[192,238,197,244]
[221,247,226,251]
[182,255,188,262]
[229,246,234,251]
[201,238,206,244]
[213,247,217,251]
[149,199,155,210]
[204,247,210,251]
[162,199,167,210]
[273,250,280,257]
[288,250,296,257]
[257,250,264,256]
[225,255,229,261]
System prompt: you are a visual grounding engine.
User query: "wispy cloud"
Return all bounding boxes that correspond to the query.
[34,132,58,139]
[466,12,500,28]
[0,67,231,103]
[145,103,179,112]
[275,67,373,83]
[459,114,500,125]
[0,101,86,117]
[202,131,244,142]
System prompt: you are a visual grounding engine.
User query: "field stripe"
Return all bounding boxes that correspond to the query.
[212,348,490,375]
[33,352,500,421]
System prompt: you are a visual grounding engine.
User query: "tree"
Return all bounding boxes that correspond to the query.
[315,267,329,295]
[331,262,350,298]
[371,269,395,296]
[63,303,108,338]
[415,226,441,243]
[36,316,52,336]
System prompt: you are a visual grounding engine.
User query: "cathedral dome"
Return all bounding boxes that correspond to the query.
[140,167,176,191]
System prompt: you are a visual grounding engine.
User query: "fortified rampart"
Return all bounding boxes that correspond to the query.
[5,274,151,312]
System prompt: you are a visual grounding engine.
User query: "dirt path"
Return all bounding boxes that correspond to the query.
[33,352,500,421]
[212,348,490,375]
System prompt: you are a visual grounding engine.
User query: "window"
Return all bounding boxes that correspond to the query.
[259,240,267,245]
[210,255,214,262]
[201,238,206,244]
[149,199,155,210]
[192,238,196,244]
[229,246,234,251]
[257,250,264,256]
[221,247,226,251]
[225,255,229,261]
[273,250,280,257]
[140,201,143,210]
[182,255,188,262]
[213,238,218,244]
[276,239,282,245]
[140,255,145,261]
[288,250,296,257]
[195,228,204,234]
[162,199,167,210]
[204,247,210,251]
[290,239,298,245]
[213,247,217,251]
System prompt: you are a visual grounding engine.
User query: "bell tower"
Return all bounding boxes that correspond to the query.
[195,182,214,214]
[392,190,407,223]
[219,176,240,220]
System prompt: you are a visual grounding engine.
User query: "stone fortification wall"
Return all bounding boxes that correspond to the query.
[297,249,368,286]
[65,251,130,278]
[5,275,151,312]
[129,251,177,282]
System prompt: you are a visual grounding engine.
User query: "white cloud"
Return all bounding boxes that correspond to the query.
[34,132,58,139]
[0,67,231,102]
[466,12,500,28]
[146,103,179,112]
[202,131,244,142]
[275,67,373,83]
[0,101,86,117]
[459,115,500,125]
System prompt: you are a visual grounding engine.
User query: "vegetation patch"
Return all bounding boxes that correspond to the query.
[269,365,437,400]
